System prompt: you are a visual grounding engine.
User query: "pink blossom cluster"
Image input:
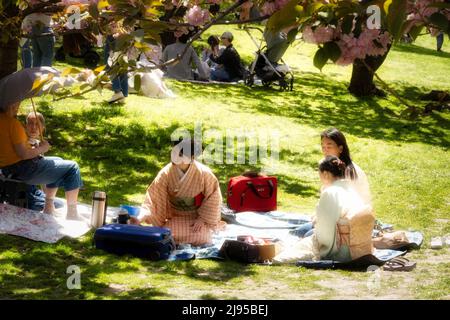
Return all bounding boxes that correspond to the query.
[261,0,290,16]
[186,5,210,26]
[302,25,336,44]
[335,28,391,66]
[405,0,450,32]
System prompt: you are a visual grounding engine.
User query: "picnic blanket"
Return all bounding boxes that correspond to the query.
[0,202,122,243]
[169,208,423,267]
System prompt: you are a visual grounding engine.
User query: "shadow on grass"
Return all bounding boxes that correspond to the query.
[392,43,450,59]
[0,233,256,299]
[171,71,449,148]
[36,102,181,206]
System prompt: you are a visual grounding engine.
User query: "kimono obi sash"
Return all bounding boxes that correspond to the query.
[169,195,197,212]
[169,193,205,213]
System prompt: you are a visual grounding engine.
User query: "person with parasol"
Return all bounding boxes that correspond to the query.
[0,67,83,220]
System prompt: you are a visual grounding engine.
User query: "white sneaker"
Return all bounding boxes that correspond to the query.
[431,237,443,249]
[108,91,125,103]
[443,235,450,247]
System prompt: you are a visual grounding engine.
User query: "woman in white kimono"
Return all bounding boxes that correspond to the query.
[274,156,368,263]
[290,127,372,239]
[131,139,223,246]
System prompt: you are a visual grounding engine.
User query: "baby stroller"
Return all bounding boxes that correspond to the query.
[55,32,100,69]
[244,26,294,91]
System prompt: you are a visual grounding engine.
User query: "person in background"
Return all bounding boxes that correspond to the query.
[28,12,55,67]
[104,21,129,103]
[161,32,207,81]
[209,31,244,82]
[20,15,34,68]
[437,32,444,52]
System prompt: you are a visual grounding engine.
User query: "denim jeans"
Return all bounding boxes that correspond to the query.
[31,26,55,67]
[20,39,33,68]
[3,157,83,192]
[26,185,64,211]
[210,67,231,82]
[112,74,129,96]
[290,222,314,238]
[437,32,444,51]
[104,35,128,96]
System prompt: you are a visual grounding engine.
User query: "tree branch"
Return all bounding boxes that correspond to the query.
[141,0,250,70]
[139,14,270,28]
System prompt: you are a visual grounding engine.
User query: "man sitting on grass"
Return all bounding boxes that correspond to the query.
[209,31,244,82]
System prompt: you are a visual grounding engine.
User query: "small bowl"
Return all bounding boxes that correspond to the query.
[119,205,140,217]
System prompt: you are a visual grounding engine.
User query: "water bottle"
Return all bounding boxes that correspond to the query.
[91,191,107,228]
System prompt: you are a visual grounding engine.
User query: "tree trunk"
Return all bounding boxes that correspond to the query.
[348,46,391,97]
[0,3,20,80]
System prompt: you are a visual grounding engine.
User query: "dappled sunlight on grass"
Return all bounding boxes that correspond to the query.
[2,24,449,300]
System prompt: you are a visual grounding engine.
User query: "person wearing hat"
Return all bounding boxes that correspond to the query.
[209,31,244,82]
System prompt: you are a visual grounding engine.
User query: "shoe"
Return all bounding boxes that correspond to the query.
[108,92,125,103]
[431,236,443,249]
[383,257,416,272]
[443,235,450,247]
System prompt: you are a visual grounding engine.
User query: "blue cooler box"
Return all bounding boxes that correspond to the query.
[94,224,176,261]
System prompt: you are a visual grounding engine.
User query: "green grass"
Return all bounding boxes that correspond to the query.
[1,25,449,299]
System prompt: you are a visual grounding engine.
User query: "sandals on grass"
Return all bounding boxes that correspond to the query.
[383,257,417,272]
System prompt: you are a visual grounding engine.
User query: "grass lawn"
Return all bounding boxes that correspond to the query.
[0,25,449,300]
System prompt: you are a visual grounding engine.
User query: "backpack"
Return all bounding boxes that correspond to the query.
[336,205,375,260]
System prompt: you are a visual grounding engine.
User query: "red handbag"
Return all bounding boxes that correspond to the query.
[227,172,277,212]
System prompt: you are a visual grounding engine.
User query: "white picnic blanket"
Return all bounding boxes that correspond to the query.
[0,201,121,243]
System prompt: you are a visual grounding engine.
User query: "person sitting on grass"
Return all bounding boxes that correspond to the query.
[209,31,244,82]
[130,138,223,246]
[291,127,372,239]
[320,127,371,205]
[161,32,207,81]
[25,111,64,212]
[274,156,372,263]
[0,102,83,220]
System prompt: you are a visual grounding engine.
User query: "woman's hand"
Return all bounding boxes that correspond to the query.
[129,217,141,225]
[192,220,205,233]
[38,140,50,154]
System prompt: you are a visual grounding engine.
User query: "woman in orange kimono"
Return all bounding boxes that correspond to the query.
[132,139,223,246]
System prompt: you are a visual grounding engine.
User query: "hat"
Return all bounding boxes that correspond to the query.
[220,31,233,41]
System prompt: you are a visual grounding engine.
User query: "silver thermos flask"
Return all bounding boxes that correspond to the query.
[91,191,107,228]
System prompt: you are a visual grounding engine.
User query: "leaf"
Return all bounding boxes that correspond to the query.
[427,2,450,9]
[88,2,99,19]
[31,77,46,92]
[287,27,299,43]
[134,74,141,93]
[132,29,145,42]
[408,25,424,41]
[61,67,81,77]
[341,14,354,34]
[428,12,449,31]
[267,1,304,32]
[383,0,393,14]
[385,0,407,42]
[313,47,329,71]
[97,0,109,10]
[323,41,341,62]
[94,65,106,74]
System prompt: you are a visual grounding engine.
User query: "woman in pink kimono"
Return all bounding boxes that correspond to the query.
[132,139,223,246]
